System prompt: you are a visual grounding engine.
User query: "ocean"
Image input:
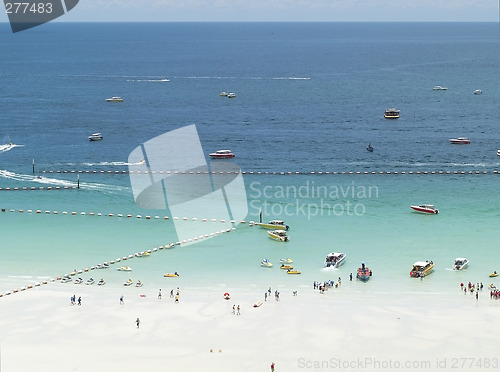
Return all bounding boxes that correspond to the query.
[1,22,500,296]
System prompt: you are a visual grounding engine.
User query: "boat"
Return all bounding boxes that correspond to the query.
[410,204,439,214]
[105,96,123,102]
[286,269,301,274]
[356,263,372,281]
[88,132,103,141]
[489,271,498,278]
[325,252,347,268]
[261,259,273,268]
[267,230,290,242]
[96,263,109,269]
[135,280,143,287]
[135,251,150,258]
[497,150,500,157]
[97,279,105,286]
[209,149,235,159]
[453,258,469,270]
[410,261,434,278]
[255,220,289,230]
[123,279,133,286]
[74,277,83,284]
[117,266,132,271]
[449,137,470,144]
[433,85,448,90]
[366,143,374,152]
[223,292,230,300]
[280,265,293,270]
[219,91,228,97]
[227,92,236,98]
[279,258,293,264]
[61,277,72,283]
[86,278,95,285]
[253,300,263,307]
[164,272,179,277]
[474,89,482,95]
[384,108,400,119]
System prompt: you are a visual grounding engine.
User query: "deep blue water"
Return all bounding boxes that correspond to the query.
[1,22,500,173]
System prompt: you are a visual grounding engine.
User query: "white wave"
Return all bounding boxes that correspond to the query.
[0,143,24,153]
[272,77,311,80]
[82,161,144,166]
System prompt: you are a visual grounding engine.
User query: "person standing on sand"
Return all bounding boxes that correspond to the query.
[120,295,124,305]
[77,296,81,306]
[170,289,174,298]
[136,318,140,328]
[476,291,479,301]
[237,305,240,315]
[271,362,275,371]
[158,289,162,299]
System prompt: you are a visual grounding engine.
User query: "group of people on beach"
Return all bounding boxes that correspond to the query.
[70,295,81,306]
[313,278,342,293]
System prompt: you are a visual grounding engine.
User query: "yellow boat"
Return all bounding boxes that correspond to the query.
[164,272,179,277]
[384,107,400,119]
[280,265,293,270]
[286,269,301,275]
[489,271,498,278]
[410,261,434,278]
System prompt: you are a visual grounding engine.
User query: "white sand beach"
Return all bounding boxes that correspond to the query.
[1,283,498,372]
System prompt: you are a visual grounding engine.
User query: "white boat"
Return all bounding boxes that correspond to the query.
[123,279,133,286]
[135,251,150,258]
[433,85,448,90]
[325,252,347,268]
[261,259,273,267]
[61,277,72,283]
[255,220,289,231]
[96,263,109,269]
[410,204,439,214]
[97,279,105,286]
[227,92,236,98]
[135,280,143,287]
[86,278,95,285]
[280,258,293,264]
[267,230,290,242]
[88,132,103,141]
[117,266,132,271]
[106,96,123,102]
[74,277,83,284]
[449,137,470,144]
[453,258,469,270]
[384,108,400,119]
[474,89,482,95]
[219,91,228,97]
[497,150,500,157]
[209,149,235,159]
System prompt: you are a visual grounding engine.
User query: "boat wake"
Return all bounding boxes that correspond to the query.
[0,143,24,153]
[82,161,144,166]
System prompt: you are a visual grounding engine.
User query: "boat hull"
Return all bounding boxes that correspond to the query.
[255,223,288,230]
[410,206,439,214]
[209,154,235,159]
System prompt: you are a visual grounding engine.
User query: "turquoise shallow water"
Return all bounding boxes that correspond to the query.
[1,172,499,295]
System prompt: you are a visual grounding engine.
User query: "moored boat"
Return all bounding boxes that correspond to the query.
[117,266,132,271]
[453,257,469,270]
[86,278,95,285]
[449,137,470,144]
[356,263,372,281]
[410,261,434,278]
[280,265,293,270]
[164,272,179,277]
[490,271,498,278]
[255,220,289,230]
[209,149,235,159]
[106,96,123,102]
[97,279,105,286]
[261,259,273,268]
[267,230,290,242]
[474,89,482,95]
[135,280,143,287]
[280,258,293,264]
[433,85,448,90]
[227,92,236,98]
[384,108,400,119]
[88,132,103,141]
[410,204,439,214]
[123,279,133,286]
[286,269,301,274]
[497,150,500,157]
[325,252,347,268]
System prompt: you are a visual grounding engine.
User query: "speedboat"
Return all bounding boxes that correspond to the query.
[433,85,448,90]
[61,277,72,283]
[97,279,105,286]
[164,272,179,277]
[267,230,290,242]
[74,277,83,284]
[135,281,143,287]
[255,220,289,230]
[96,263,109,269]
[453,258,469,270]
[209,149,235,159]
[220,92,228,97]
[123,279,133,286]
[88,133,103,141]
[384,108,400,119]
[410,261,434,278]
[106,96,123,102]
[286,269,301,274]
[261,259,273,268]
[135,251,150,258]
[410,204,439,214]
[489,271,498,278]
[449,137,470,144]
[366,143,373,152]
[497,150,500,157]
[474,89,482,95]
[86,278,95,285]
[117,266,132,271]
[356,263,372,281]
[227,92,236,98]
[280,265,293,270]
[325,252,347,268]
[280,258,293,264]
